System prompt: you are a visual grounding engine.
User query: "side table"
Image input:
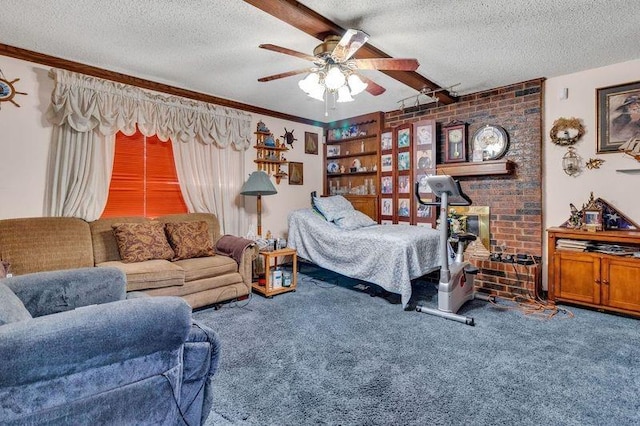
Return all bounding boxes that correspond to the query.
[252,248,297,298]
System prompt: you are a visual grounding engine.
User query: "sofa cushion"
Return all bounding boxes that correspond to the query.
[90,216,149,263]
[164,221,215,261]
[173,256,238,282]
[0,282,32,325]
[112,222,175,263]
[97,260,185,291]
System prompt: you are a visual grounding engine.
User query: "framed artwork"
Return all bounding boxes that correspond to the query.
[416,174,431,194]
[597,80,640,153]
[414,119,435,146]
[381,198,393,217]
[327,145,340,157]
[397,127,411,148]
[416,204,432,218]
[583,209,603,232]
[381,130,393,151]
[381,176,393,194]
[381,154,393,172]
[304,132,318,155]
[397,152,410,171]
[398,175,410,193]
[416,149,433,170]
[288,162,303,185]
[443,121,467,163]
[397,199,410,217]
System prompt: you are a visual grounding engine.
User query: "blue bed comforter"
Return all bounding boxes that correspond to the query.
[287,209,441,307]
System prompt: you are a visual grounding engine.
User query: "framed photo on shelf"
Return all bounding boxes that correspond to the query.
[288,162,303,185]
[381,130,393,151]
[596,80,640,153]
[381,154,393,172]
[327,145,340,157]
[583,208,603,232]
[381,198,393,217]
[304,132,318,155]
[397,126,411,148]
[443,120,467,163]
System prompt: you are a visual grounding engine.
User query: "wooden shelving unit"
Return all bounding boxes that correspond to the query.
[254,130,288,184]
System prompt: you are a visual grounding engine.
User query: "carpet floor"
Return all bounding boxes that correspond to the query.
[195,263,640,426]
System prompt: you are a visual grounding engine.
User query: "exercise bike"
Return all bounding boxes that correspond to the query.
[415,175,493,326]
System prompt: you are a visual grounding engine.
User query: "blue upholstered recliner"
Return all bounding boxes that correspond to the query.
[0,267,220,425]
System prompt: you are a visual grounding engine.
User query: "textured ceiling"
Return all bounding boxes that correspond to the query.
[1,0,639,123]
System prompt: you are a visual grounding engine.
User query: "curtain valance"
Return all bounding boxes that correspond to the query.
[46,68,252,150]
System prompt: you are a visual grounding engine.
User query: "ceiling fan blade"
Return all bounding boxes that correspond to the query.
[332,29,370,62]
[353,58,419,71]
[259,44,317,62]
[258,68,314,82]
[357,74,386,96]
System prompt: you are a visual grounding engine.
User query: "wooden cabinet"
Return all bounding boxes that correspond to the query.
[254,130,288,183]
[324,112,383,221]
[548,227,640,317]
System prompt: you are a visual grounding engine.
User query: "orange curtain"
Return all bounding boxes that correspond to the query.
[102,132,187,218]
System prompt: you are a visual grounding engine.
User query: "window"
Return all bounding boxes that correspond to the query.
[102,131,187,218]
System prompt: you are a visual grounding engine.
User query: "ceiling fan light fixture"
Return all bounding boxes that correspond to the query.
[347,74,367,96]
[298,72,320,94]
[307,84,326,101]
[336,85,354,103]
[324,66,346,91]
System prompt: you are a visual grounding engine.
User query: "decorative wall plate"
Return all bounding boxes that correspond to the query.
[472,124,509,160]
[327,161,339,174]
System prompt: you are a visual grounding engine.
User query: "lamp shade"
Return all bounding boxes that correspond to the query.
[240,171,277,196]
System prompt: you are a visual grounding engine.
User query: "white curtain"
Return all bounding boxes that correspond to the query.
[45,68,252,223]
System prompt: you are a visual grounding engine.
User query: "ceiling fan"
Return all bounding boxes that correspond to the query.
[257,29,419,100]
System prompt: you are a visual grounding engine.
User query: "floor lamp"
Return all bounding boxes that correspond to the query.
[240,171,277,238]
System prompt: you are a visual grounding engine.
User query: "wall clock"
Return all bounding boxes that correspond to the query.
[471,124,509,161]
[443,121,467,163]
[0,70,28,109]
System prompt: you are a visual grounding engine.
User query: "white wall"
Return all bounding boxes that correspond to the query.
[0,56,54,219]
[0,54,324,237]
[243,116,324,239]
[543,57,640,287]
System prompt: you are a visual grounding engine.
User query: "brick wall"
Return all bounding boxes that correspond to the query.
[384,79,544,297]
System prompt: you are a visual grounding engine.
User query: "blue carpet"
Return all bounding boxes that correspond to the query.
[195,263,640,425]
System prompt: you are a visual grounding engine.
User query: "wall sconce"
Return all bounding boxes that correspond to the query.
[562,146,580,176]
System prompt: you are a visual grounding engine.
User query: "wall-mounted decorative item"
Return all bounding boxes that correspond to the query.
[562,146,581,176]
[281,128,297,148]
[0,69,28,109]
[471,124,509,160]
[381,131,392,151]
[288,162,303,185]
[597,80,640,153]
[549,117,585,146]
[443,120,467,163]
[397,127,411,148]
[586,158,605,169]
[304,132,318,155]
[618,137,640,161]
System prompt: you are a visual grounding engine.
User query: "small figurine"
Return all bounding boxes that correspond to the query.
[264,134,276,147]
[257,120,270,133]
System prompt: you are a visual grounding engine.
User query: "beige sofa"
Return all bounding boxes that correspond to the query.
[0,213,256,308]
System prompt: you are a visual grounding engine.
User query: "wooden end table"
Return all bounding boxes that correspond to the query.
[252,247,297,298]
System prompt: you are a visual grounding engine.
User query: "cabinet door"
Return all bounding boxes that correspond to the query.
[554,252,601,304]
[602,257,640,312]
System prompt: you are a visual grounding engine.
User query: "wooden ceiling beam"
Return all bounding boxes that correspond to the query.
[243,0,457,105]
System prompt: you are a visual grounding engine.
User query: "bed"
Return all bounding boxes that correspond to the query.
[287,206,442,308]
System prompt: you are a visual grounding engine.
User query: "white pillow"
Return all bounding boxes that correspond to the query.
[334,210,376,230]
[312,195,354,222]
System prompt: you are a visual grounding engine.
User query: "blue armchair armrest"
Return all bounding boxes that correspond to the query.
[4,267,126,317]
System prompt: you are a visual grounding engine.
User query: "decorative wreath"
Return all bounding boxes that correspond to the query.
[550,117,585,146]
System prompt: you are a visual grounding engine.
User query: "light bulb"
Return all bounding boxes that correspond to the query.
[325,66,346,91]
[347,74,367,95]
[336,85,354,103]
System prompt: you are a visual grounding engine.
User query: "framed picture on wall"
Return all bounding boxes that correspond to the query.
[304,132,318,155]
[381,130,393,151]
[597,80,640,153]
[288,162,303,185]
[381,198,393,217]
[397,127,411,148]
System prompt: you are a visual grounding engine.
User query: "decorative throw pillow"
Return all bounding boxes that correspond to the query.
[0,282,32,325]
[312,195,354,222]
[334,210,377,230]
[111,222,175,263]
[164,221,215,261]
